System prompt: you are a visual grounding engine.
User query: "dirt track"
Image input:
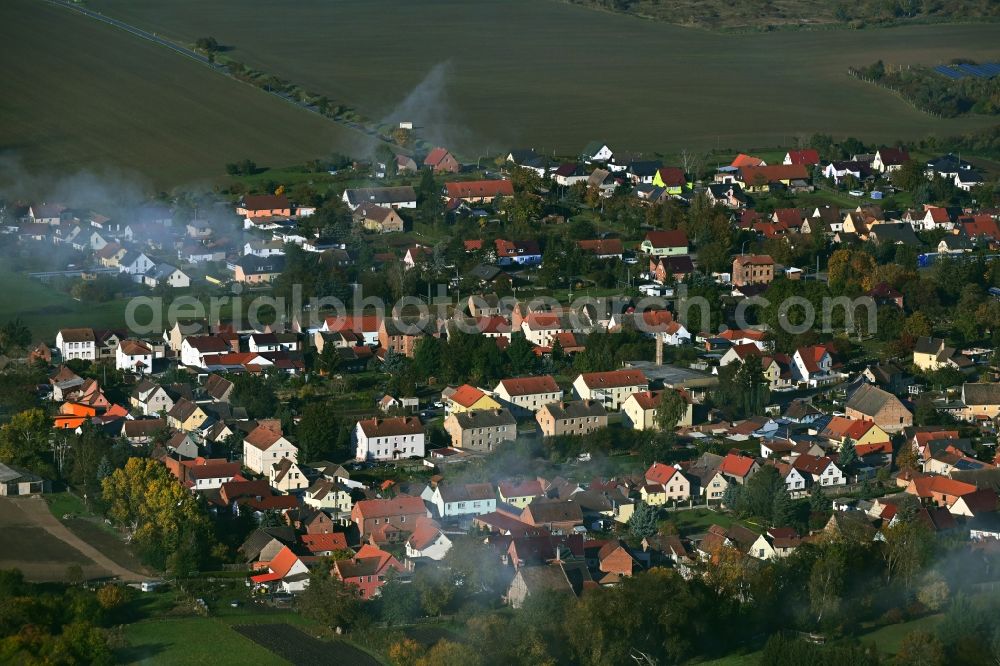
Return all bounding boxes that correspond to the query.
[1,496,150,582]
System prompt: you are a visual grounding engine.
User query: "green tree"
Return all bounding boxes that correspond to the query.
[298,565,361,629]
[628,501,659,540]
[655,389,687,432]
[809,548,845,625]
[839,437,857,469]
[295,402,342,463]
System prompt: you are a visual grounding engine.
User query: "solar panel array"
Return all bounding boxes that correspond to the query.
[933,62,1000,80]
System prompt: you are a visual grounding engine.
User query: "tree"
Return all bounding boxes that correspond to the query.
[839,437,857,469]
[894,631,945,666]
[295,402,342,464]
[628,501,659,540]
[0,318,31,352]
[101,458,212,568]
[298,566,361,630]
[722,482,742,511]
[771,487,794,528]
[882,510,934,585]
[96,583,128,610]
[0,408,52,476]
[655,389,687,432]
[809,549,845,624]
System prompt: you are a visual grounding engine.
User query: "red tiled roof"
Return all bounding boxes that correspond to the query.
[240,194,290,212]
[353,495,426,520]
[785,149,820,166]
[739,164,809,184]
[645,461,679,485]
[731,153,764,168]
[250,545,301,583]
[644,230,688,248]
[578,369,647,389]
[498,375,560,396]
[300,532,348,554]
[357,417,424,438]
[445,180,514,199]
[656,167,686,187]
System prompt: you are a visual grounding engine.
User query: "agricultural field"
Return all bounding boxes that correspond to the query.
[87,0,1000,162]
[0,268,131,342]
[0,0,369,189]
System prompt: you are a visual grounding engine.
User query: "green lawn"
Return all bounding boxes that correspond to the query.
[857,614,944,654]
[121,617,291,665]
[0,269,130,343]
[662,507,735,535]
[45,492,87,520]
[87,0,998,163]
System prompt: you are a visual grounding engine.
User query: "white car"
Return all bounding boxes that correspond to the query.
[848,189,865,197]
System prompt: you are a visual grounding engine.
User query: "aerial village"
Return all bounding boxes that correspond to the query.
[2,136,1000,656]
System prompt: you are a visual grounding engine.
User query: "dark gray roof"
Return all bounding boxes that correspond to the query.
[453,408,517,429]
[542,400,607,420]
[846,383,901,416]
[344,186,417,207]
[963,383,1000,406]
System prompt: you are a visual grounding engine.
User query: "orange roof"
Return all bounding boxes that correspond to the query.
[445,180,513,199]
[823,416,876,440]
[733,254,774,267]
[644,461,679,485]
[731,153,765,168]
[739,164,809,184]
[323,315,381,334]
[855,441,893,457]
[353,496,426,521]
[719,328,767,341]
[908,475,977,499]
[407,520,444,551]
[449,384,488,408]
[250,545,301,583]
[718,453,756,478]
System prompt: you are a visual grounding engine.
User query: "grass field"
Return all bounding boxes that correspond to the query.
[0,0,370,189]
[0,497,105,581]
[0,269,130,342]
[86,0,1000,162]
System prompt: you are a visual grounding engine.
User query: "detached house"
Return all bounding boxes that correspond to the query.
[352,496,429,543]
[333,544,406,600]
[912,337,973,372]
[622,390,693,431]
[640,230,688,256]
[732,255,774,287]
[959,383,1000,422]
[354,417,425,461]
[115,339,153,374]
[572,370,648,410]
[644,462,691,502]
[56,328,96,361]
[431,483,497,518]
[166,398,208,432]
[792,345,838,387]
[423,147,460,173]
[792,454,845,487]
[242,424,298,475]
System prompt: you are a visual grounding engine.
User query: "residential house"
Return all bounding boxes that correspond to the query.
[572,370,648,410]
[118,251,155,278]
[269,457,308,494]
[650,254,695,283]
[905,475,978,509]
[498,479,546,509]
[405,520,452,560]
[640,230,688,256]
[443,408,517,452]
[431,483,497,518]
[581,141,613,163]
[115,339,153,374]
[444,180,514,204]
[249,546,310,594]
[494,376,563,416]
[732,254,774,287]
[333,544,406,600]
[166,398,208,432]
[913,337,973,372]
[237,194,291,219]
[644,462,691,502]
[536,400,608,437]
[342,186,417,211]
[622,390,693,431]
[56,328,96,361]
[303,477,354,514]
[520,500,584,534]
[783,149,820,167]
[507,561,590,609]
[423,147,460,173]
[354,204,405,233]
[494,239,542,266]
[129,380,174,416]
[143,264,190,289]
[717,453,760,485]
[846,383,913,433]
[792,454,845,487]
[180,335,229,368]
[234,255,285,284]
[351,496,429,543]
[354,417,425,461]
[443,384,501,414]
[242,423,298,475]
[792,345,840,388]
[959,383,1000,422]
[872,147,910,173]
[651,167,687,194]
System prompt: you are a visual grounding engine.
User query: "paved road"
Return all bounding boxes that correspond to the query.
[42,0,399,149]
[14,496,150,582]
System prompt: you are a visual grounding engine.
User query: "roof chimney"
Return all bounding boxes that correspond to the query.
[655,334,664,366]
